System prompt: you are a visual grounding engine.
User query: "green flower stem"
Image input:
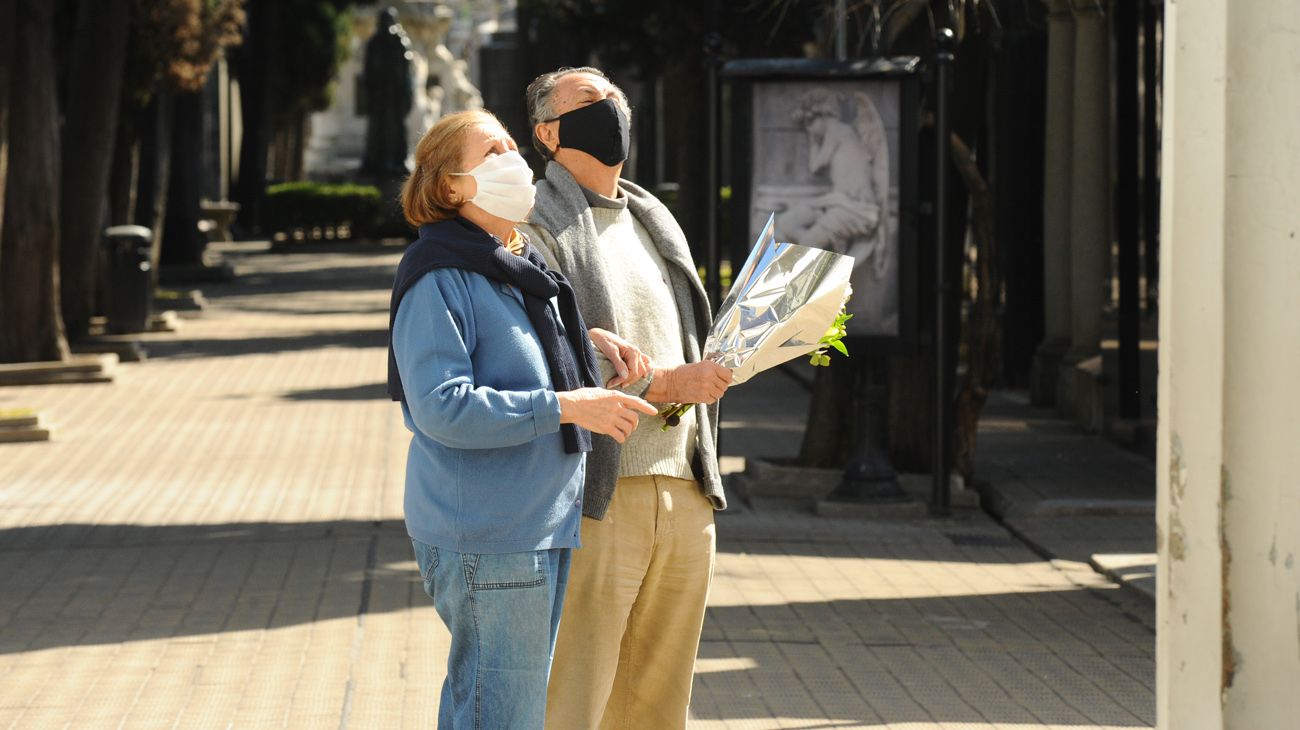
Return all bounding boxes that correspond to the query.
[657,402,695,431]
[658,305,852,430]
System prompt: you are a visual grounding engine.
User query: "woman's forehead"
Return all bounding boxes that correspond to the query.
[467,122,510,144]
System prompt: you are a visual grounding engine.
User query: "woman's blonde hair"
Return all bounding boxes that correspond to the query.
[400,109,503,227]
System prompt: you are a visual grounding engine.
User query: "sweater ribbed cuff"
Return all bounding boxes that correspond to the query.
[531,389,561,437]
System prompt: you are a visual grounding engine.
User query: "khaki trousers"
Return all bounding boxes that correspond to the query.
[545,475,716,730]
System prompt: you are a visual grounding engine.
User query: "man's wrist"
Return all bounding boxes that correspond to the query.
[645,366,674,402]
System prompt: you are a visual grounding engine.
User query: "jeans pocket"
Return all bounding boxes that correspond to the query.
[462,550,548,592]
[411,539,440,584]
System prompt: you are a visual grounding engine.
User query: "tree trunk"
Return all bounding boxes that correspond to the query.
[950,132,1001,478]
[234,0,275,233]
[108,111,139,226]
[660,55,708,260]
[160,90,206,268]
[59,0,132,341]
[134,88,174,282]
[887,352,936,472]
[290,113,307,182]
[0,0,13,256]
[269,122,290,182]
[798,358,869,468]
[268,112,311,184]
[0,0,70,363]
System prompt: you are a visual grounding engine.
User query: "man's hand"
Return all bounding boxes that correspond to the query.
[557,388,658,444]
[647,361,732,405]
[588,328,653,388]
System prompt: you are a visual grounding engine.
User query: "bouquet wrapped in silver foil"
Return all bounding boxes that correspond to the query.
[659,214,854,428]
[705,213,855,385]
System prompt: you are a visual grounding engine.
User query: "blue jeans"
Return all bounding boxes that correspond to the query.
[411,539,571,730]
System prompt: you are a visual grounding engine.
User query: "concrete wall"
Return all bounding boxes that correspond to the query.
[1157,1,1300,726]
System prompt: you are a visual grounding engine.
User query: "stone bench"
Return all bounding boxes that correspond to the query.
[199,199,241,242]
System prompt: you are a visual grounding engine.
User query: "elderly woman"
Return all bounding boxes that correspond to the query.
[387,109,655,729]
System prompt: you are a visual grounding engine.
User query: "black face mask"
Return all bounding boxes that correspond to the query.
[554,98,630,167]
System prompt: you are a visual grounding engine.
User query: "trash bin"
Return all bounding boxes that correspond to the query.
[103,225,154,334]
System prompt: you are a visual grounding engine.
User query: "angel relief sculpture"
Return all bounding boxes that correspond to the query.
[778,89,892,279]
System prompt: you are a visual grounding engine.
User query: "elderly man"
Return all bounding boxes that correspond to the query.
[519,66,732,730]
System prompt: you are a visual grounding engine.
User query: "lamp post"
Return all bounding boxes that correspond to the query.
[824,0,907,506]
[825,358,907,503]
[705,29,723,310]
[931,26,956,516]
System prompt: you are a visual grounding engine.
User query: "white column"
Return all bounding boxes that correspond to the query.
[1156,0,1226,723]
[1031,0,1076,405]
[1218,0,1300,722]
[217,58,230,200]
[1158,0,1300,726]
[1057,0,1110,415]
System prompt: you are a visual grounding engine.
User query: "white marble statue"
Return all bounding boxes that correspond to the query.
[304,3,484,181]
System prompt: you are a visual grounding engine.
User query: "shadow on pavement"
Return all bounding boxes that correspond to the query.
[279,382,390,401]
[202,264,399,299]
[213,303,392,317]
[145,328,389,359]
[0,519,1153,726]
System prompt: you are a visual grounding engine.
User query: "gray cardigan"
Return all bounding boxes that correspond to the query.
[524,161,725,520]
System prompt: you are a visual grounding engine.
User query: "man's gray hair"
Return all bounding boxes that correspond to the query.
[525,66,631,159]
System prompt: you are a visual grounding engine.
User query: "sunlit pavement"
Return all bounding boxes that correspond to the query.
[0,241,1153,729]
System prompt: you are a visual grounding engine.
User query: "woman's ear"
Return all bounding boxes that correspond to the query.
[444,173,475,205]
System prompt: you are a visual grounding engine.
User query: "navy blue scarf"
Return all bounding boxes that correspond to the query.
[387,217,600,454]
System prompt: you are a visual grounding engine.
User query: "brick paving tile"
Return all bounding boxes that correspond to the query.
[0,242,1154,729]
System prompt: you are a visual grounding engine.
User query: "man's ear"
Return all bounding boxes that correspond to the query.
[534,122,559,155]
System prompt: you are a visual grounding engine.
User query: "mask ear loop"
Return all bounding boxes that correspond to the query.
[445,171,470,208]
[451,150,521,177]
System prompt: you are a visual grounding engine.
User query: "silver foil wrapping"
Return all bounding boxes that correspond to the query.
[703,214,855,386]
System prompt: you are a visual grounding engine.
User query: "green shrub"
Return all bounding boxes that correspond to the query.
[264,181,383,236]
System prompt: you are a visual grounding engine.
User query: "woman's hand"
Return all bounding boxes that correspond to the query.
[557,388,658,444]
[588,328,653,388]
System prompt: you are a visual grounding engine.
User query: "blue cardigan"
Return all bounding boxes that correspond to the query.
[393,267,584,554]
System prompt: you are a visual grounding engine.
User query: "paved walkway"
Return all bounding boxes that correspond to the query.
[0,241,1154,729]
[973,394,1157,601]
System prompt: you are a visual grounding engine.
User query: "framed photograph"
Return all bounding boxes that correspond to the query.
[722,59,922,350]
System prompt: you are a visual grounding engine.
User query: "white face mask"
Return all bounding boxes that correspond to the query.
[451,150,536,222]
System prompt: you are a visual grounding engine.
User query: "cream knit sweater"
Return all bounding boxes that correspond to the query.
[522,161,725,519]
[587,202,698,481]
